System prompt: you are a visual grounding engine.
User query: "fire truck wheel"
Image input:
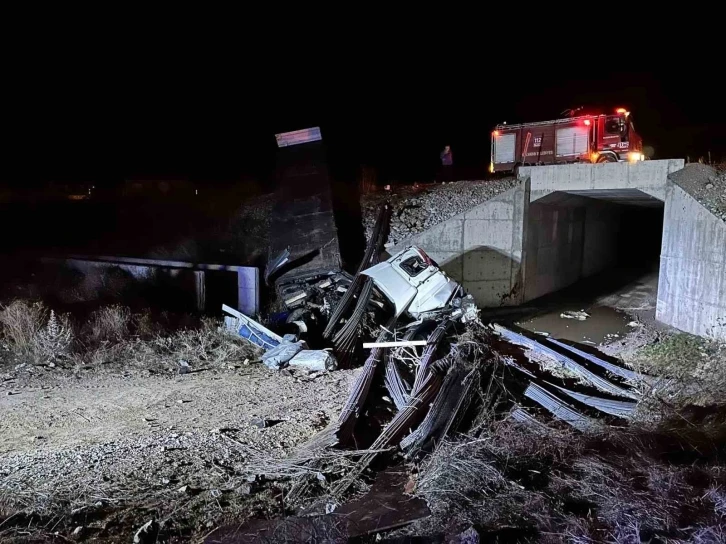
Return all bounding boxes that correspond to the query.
[597,154,617,163]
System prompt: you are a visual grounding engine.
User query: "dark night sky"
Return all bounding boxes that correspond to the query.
[4,31,723,186]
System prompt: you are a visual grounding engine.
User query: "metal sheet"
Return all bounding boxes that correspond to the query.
[237,268,260,316]
[509,406,551,433]
[556,126,589,157]
[524,382,594,432]
[223,304,281,350]
[549,383,636,419]
[494,133,516,163]
[269,140,342,284]
[546,338,641,382]
[493,325,639,400]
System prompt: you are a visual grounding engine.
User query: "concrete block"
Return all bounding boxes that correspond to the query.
[425,251,463,281]
[536,246,557,275]
[462,219,513,252]
[462,249,518,282]
[464,279,514,307]
[656,180,726,340]
[407,219,464,253]
[706,220,726,264]
[703,263,725,307]
[465,200,514,220]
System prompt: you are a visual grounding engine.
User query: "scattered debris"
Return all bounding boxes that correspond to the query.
[261,340,305,370]
[6,191,722,543]
[560,310,590,321]
[223,305,282,350]
[133,519,159,544]
[362,340,428,349]
[288,350,337,372]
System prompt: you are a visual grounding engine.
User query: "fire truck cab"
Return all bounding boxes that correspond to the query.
[490,108,645,173]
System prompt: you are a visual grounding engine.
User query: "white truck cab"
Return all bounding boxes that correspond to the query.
[362,246,461,318]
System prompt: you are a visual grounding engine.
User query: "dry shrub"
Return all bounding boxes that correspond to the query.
[35,310,73,361]
[147,317,259,368]
[630,333,726,406]
[0,301,73,361]
[81,315,260,371]
[1,299,259,372]
[85,305,131,344]
[414,416,726,543]
[132,310,158,338]
[0,300,46,354]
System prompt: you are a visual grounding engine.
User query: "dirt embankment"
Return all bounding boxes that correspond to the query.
[361,178,518,247]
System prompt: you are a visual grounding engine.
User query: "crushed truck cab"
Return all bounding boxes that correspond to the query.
[362,246,461,318]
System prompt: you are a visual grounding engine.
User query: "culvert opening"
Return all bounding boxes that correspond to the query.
[517,190,665,344]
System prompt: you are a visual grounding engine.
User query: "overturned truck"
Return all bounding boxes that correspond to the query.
[224,198,646,516]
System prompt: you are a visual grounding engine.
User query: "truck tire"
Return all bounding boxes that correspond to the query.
[597,154,617,163]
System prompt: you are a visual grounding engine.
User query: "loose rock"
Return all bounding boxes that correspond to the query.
[362,178,518,246]
[670,163,726,222]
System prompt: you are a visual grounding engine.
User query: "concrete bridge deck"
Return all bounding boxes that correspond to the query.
[390,160,725,341]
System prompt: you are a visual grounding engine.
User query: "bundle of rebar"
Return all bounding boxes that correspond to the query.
[322,203,391,354]
[336,316,397,445]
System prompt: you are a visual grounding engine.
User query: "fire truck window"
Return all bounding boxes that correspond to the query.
[605,119,621,134]
[400,255,428,277]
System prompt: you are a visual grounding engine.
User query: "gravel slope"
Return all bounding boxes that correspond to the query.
[361,178,518,247]
[670,163,726,222]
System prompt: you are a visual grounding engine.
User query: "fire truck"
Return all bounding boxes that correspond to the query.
[490,108,645,173]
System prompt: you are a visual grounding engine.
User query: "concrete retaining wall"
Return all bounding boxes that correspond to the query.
[522,193,621,302]
[582,204,621,278]
[523,198,585,301]
[656,182,726,341]
[520,159,684,203]
[390,179,530,307]
[388,160,725,340]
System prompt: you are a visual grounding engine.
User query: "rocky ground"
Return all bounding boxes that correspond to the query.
[361,178,518,247]
[0,324,358,542]
[670,163,726,221]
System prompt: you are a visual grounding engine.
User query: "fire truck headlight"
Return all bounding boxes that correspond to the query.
[628,152,642,162]
[489,162,494,173]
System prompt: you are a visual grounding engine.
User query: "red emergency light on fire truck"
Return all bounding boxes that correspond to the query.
[490,108,645,173]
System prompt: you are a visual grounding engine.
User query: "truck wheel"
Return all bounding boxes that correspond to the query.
[597,154,617,163]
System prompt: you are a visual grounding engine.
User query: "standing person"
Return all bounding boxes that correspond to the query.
[439,145,453,182]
